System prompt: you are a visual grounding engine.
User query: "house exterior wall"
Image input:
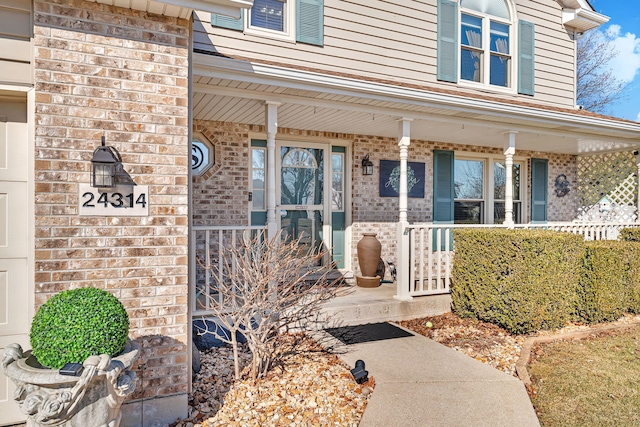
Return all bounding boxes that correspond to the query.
[194,0,577,109]
[32,0,190,422]
[190,121,578,278]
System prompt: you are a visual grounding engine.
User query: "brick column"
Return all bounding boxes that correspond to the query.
[33,0,190,424]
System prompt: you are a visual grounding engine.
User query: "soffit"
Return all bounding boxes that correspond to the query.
[85,0,252,18]
[192,57,640,156]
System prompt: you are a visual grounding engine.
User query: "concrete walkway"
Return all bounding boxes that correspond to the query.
[320,323,540,427]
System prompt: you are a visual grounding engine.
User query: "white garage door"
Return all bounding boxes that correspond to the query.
[0,99,30,426]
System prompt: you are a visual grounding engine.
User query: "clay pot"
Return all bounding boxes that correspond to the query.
[357,233,382,277]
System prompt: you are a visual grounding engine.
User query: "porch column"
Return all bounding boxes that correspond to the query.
[395,118,413,301]
[503,131,517,226]
[265,101,281,240]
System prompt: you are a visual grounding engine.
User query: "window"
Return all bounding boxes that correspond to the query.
[192,135,214,176]
[250,0,287,32]
[251,147,266,210]
[493,161,521,223]
[211,0,324,46]
[331,152,344,211]
[451,156,524,224]
[437,0,535,95]
[460,0,511,87]
[454,159,484,223]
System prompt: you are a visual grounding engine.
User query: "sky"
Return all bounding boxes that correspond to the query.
[587,1,640,121]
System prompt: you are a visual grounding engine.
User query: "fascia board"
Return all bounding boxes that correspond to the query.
[193,54,640,138]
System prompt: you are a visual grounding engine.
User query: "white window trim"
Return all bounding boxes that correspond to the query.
[454,152,527,224]
[458,5,517,93]
[245,0,296,43]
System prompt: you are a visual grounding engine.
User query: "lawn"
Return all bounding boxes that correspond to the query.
[528,325,640,427]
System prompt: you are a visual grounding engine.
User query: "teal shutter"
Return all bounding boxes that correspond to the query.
[531,158,548,223]
[296,0,324,46]
[518,20,535,96]
[437,0,458,83]
[211,9,245,31]
[433,150,454,223]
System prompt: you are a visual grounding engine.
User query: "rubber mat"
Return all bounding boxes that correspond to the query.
[325,322,414,345]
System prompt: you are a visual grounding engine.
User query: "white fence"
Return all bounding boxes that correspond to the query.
[191,225,266,315]
[400,222,640,298]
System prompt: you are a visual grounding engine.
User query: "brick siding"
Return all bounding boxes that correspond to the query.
[33,0,190,402]
[191,122,577,277]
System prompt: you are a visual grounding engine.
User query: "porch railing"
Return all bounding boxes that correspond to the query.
[191,225,266,315]
[398,222,640,299]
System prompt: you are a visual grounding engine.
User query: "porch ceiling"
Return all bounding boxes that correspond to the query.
[193,54,640,156]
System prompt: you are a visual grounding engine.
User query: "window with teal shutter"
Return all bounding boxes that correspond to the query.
[211,9,245,31]
[212,1,323,46]
[437,0,459,83]
[518,20,535,96]
[296,0,323,46]
[531,158,548,223]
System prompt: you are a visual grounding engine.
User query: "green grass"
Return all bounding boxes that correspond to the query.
[529,326,640,427]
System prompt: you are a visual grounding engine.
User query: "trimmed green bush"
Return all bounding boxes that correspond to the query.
[577,241,628,323]
[30,287,129,369]
[619,227,640,242]
[451,229,583,334]
[623,242,640,314]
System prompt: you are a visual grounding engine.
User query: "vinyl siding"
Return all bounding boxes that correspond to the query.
[195,0,578,108]
[0,0,32,85]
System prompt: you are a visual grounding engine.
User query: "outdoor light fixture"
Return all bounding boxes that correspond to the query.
[91,136,135,188]
[350,359,368,384]
[361,154,374,176]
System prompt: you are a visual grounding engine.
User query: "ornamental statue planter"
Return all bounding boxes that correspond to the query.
[356,233,382,287]
[2,339,139,427]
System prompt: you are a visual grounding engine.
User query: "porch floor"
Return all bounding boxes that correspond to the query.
[320,281,452,327]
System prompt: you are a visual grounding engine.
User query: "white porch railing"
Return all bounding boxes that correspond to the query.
[191,225,266,315]
[398,222,640,299]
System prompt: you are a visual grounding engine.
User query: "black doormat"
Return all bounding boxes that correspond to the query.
[325,322,414,345]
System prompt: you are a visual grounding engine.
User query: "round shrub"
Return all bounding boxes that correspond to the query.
[30,287,129,369]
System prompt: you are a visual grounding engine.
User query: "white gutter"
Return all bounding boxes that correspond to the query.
[193,53,640,137]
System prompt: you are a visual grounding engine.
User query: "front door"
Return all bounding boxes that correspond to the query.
[0,96,30,426]
[277,143,329,255]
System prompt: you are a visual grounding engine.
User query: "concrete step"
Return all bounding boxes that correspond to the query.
[321,282,451,327]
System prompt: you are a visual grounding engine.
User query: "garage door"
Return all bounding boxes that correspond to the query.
[0,98,30,426]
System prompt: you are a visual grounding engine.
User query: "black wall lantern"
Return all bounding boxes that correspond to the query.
[361,154,374,176]
[91,136,135,188]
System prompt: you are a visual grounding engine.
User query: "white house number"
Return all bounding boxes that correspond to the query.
[79,184,149,216]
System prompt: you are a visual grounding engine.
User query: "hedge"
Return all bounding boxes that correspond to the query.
[451,228,584,334]
[576,241,628,323]
[619,227,640,241]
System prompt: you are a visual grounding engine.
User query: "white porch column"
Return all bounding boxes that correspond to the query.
[503,131,517,227]
[395,118,413,301]
[265,101,281,240]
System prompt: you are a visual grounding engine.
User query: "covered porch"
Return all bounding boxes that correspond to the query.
[189,52,640,318]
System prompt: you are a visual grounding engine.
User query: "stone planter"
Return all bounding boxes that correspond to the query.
[356,233,382,287]
[2,339,139,427]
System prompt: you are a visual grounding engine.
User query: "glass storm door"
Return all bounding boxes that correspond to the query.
[277,144,328,253]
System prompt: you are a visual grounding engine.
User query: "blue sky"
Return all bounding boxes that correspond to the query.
[587,1,640,121]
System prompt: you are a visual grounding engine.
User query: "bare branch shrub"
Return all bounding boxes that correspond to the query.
[577,29,628,114]
[196,232,346,380]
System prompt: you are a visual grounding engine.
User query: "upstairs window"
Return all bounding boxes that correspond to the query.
[437,0,535,95]
[250,0,288,33]
[460,0,511,87]
[211,0,324,46]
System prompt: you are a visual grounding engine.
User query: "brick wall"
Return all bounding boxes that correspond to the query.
[33,0,190,404]
[190,122,578,276]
